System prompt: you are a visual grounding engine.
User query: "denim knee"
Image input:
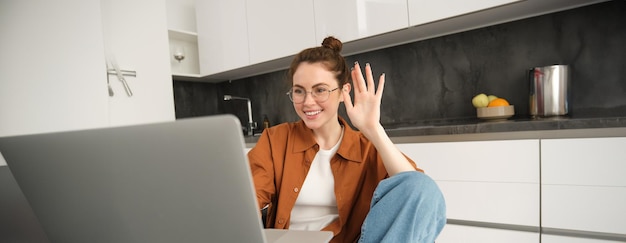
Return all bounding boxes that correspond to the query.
[362,171,447,243]
[375,171,443,203]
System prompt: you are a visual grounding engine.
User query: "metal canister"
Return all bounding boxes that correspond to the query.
[529,65,570,117]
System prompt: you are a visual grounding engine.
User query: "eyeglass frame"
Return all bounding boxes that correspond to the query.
[286,86,340,104]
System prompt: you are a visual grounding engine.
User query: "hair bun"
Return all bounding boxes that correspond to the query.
[321,36,343,53]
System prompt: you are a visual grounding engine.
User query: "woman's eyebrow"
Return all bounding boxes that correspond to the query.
[292,83,330,88]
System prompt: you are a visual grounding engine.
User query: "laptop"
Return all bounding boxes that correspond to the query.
[0,115,332,243]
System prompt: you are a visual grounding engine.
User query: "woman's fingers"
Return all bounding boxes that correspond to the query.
[352,61,382,96]
[352,62,365,93]
[365,63,375,94]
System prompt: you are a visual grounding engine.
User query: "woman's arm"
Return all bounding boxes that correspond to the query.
[247,129,277,209]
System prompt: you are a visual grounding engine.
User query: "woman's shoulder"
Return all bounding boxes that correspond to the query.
[266,120,301,133]
[261,120,309,141]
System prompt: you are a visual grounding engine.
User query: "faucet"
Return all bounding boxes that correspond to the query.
[224,95,257,136]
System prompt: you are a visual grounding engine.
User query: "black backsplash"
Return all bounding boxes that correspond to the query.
[174,1,626,129]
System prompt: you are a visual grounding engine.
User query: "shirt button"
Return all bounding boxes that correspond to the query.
[278,219,285,224]
[293,187,299,193]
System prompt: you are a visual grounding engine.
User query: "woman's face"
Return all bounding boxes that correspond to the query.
[291,62,344,131]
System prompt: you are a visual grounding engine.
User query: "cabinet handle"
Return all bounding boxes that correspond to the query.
[107,69,136,77]
[105,56,134,97]
[106,69,136,97]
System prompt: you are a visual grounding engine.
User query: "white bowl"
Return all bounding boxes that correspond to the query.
[477,105,514,120]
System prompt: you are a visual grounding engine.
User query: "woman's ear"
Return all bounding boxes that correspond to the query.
[343,83,351,92]
[340,83,351,102]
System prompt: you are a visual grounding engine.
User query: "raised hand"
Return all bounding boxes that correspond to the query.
[342,62,385,135]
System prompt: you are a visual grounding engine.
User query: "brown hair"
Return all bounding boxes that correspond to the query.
[287,36,350,86]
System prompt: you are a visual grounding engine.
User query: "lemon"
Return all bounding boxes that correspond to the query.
[488,95,498,103]
[472,93,489,108]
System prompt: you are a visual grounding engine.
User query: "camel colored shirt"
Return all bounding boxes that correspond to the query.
[247,117,420,243]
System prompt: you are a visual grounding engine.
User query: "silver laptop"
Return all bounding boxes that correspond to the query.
[0,115,332,243]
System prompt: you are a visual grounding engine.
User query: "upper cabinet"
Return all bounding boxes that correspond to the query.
[166,0,200,79]
[102,0,176,127]
[195,0,249,77]
[246,0,316,64]
[0,0,109,136]
[194,0,608,82]
[195,0,316,79]
[314,0,409,44]
[0,0,175,137]
[408,0,520,26]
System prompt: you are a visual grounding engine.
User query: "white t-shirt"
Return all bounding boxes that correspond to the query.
[289,128,344,230]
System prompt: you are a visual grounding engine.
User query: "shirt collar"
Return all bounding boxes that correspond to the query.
[291,117,363,163]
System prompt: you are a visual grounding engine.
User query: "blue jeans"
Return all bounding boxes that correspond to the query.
[359,171,446,243]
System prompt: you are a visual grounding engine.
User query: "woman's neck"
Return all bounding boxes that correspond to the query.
[312,120,343,150]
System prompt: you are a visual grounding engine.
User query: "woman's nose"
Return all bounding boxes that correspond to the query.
[303,92,317,104]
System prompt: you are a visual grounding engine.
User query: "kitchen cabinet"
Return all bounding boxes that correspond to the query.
[246,0,316,64]
[0,0,108,137]
[396,139,540,241]
[0,0,174,137]
[102,0,175,127]
[168,29,201,79]
[437,224,538,243]
[407,0,521,26]
[542,235,625,243]
[541,137,626,240]
[194,0,605,81]
[313,0,409,44]
[195,0,249,75]
[166,0,200,79]
[195,0,316,77]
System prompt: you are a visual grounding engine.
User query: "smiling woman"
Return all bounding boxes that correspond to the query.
[246,36,446,243]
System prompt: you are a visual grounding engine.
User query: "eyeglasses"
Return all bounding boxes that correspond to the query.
[286,86,339,104]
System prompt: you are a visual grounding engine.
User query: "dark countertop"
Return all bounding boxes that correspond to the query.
[383,115,626,137]
[245,115,626,145]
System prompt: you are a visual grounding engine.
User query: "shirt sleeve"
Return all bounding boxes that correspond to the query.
[247,128,277,210]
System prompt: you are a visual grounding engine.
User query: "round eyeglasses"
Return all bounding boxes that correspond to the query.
[286,87,339,104]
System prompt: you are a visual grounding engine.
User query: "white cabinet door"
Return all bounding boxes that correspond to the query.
[407,0,520,26]
[437,224,539,243]
[543,235,625,243]
[195,0,249,75]
[313,0,409,43]
[101,0,175,126]
[397,140,539,183]
[541,137,626,235]
[0,0,109,137]
[0,0,174,135]
[246,0,316,64]
[542,137,626,187]
[396,139,540,227]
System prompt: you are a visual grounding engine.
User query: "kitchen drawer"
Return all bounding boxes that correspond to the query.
[436,224,539,243]
[542,234,625,243]
[397,139,539,183]
[541,137,626,186]
[439,181,539,226]
[542,185,626,235]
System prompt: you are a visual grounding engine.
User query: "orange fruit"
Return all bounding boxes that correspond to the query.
[487,98,510,107]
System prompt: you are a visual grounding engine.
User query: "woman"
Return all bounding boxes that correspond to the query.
[247,36,446,243]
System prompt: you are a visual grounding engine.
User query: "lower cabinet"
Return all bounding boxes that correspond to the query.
[397,137,626,241]
[436,224,538,243]
[541,137,626,241]
[397,139,540,242]
[542,235,625,243]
